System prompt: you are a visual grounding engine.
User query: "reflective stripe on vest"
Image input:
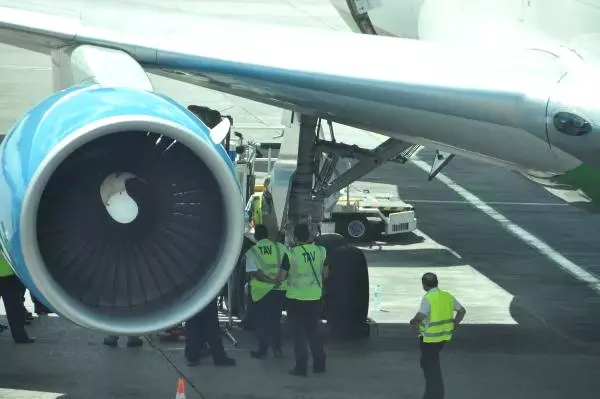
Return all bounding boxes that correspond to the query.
[419,290,455,343]
[248,239,285,302]
[285,244,326,301]
[252,194,263,225]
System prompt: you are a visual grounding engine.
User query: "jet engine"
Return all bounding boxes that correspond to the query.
[0,84,244,335]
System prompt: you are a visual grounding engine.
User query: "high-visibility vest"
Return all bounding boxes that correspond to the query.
[251,194,263,226]
[0,252,14,277]
[419,290,455,343]
[285,243,326,301]
[247,239,287,302]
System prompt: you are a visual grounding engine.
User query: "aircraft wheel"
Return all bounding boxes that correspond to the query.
[325,245,370,340]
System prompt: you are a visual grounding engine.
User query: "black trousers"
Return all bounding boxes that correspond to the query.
[185,299,228,363]
[16,279,51,315]
[0,275,29,341]
[287,299,325,372]
[419,338,445,399]
[15,278,27,316]
[254,289,284,353]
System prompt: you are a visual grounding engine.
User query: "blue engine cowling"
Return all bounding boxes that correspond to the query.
[0,84,244,335]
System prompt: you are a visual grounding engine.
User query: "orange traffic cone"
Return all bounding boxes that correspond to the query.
[175,377,186,399]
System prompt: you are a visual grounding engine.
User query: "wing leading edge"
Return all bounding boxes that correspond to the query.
[0,5,592,174]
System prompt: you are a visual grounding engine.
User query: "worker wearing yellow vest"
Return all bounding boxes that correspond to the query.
[0,252,34,343]
[409,273,466,399]
[245,224,287,359]
[247,177,278,241]
[276,223,328,377]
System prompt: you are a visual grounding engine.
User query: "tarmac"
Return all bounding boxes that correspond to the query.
[1,1,600,398]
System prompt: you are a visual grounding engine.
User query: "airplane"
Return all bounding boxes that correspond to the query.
[0,0,599,336]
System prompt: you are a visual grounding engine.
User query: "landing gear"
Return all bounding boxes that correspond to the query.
[256,110,419,341]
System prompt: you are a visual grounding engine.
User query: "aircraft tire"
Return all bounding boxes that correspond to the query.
[324,244,370,340]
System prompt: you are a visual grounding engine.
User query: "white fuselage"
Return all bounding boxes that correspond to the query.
[329,0,600,175]
[331,0,600,52]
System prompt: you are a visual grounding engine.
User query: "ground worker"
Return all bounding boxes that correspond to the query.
[409,272,466,399]
[245,224,287,359]
[184,296,236,367]
[277,223,328,376]
[247,177,278,240]
[0,253,34,344]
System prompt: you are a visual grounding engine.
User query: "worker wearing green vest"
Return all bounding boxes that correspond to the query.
[250,191,264,226]
[0,252,34,343]
[247,177,278,241]
[409,272,466,399]
[246,224,287,359]
[277,223,328,377]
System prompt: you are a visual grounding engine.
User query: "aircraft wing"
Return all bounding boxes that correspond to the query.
[0,5,414,133]
[2,4,591,175]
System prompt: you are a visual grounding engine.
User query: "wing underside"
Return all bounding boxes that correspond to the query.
[0,5,583,174]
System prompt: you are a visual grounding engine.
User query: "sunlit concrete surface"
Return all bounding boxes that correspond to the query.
[365,258,518,326]
[2,1,600,399]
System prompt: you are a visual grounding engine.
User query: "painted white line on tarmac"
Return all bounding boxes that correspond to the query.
[404,199,568,207]
[411,157,600,295]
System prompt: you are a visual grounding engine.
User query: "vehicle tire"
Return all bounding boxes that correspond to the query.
[334,215,371,243]
[325,245,370,340]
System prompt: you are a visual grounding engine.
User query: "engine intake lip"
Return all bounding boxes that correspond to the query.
[20,115,244,334]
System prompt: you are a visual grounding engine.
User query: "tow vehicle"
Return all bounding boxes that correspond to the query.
[325,186,417,243]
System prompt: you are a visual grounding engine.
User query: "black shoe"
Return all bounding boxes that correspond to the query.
[250,350,266,359]
[14,337,35,344]
[313,367,326,374]
[273,349,283,358]
[288,368,307,377]
[214,357,236,367]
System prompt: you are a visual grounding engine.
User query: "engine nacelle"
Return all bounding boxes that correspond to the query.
[0,84,244,335]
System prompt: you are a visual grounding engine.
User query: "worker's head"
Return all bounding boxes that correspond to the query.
[421,272,438,291]
[275,230,286,244]
[254,224,268,241]
[263,176,271,192]
[294,223,310,243]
